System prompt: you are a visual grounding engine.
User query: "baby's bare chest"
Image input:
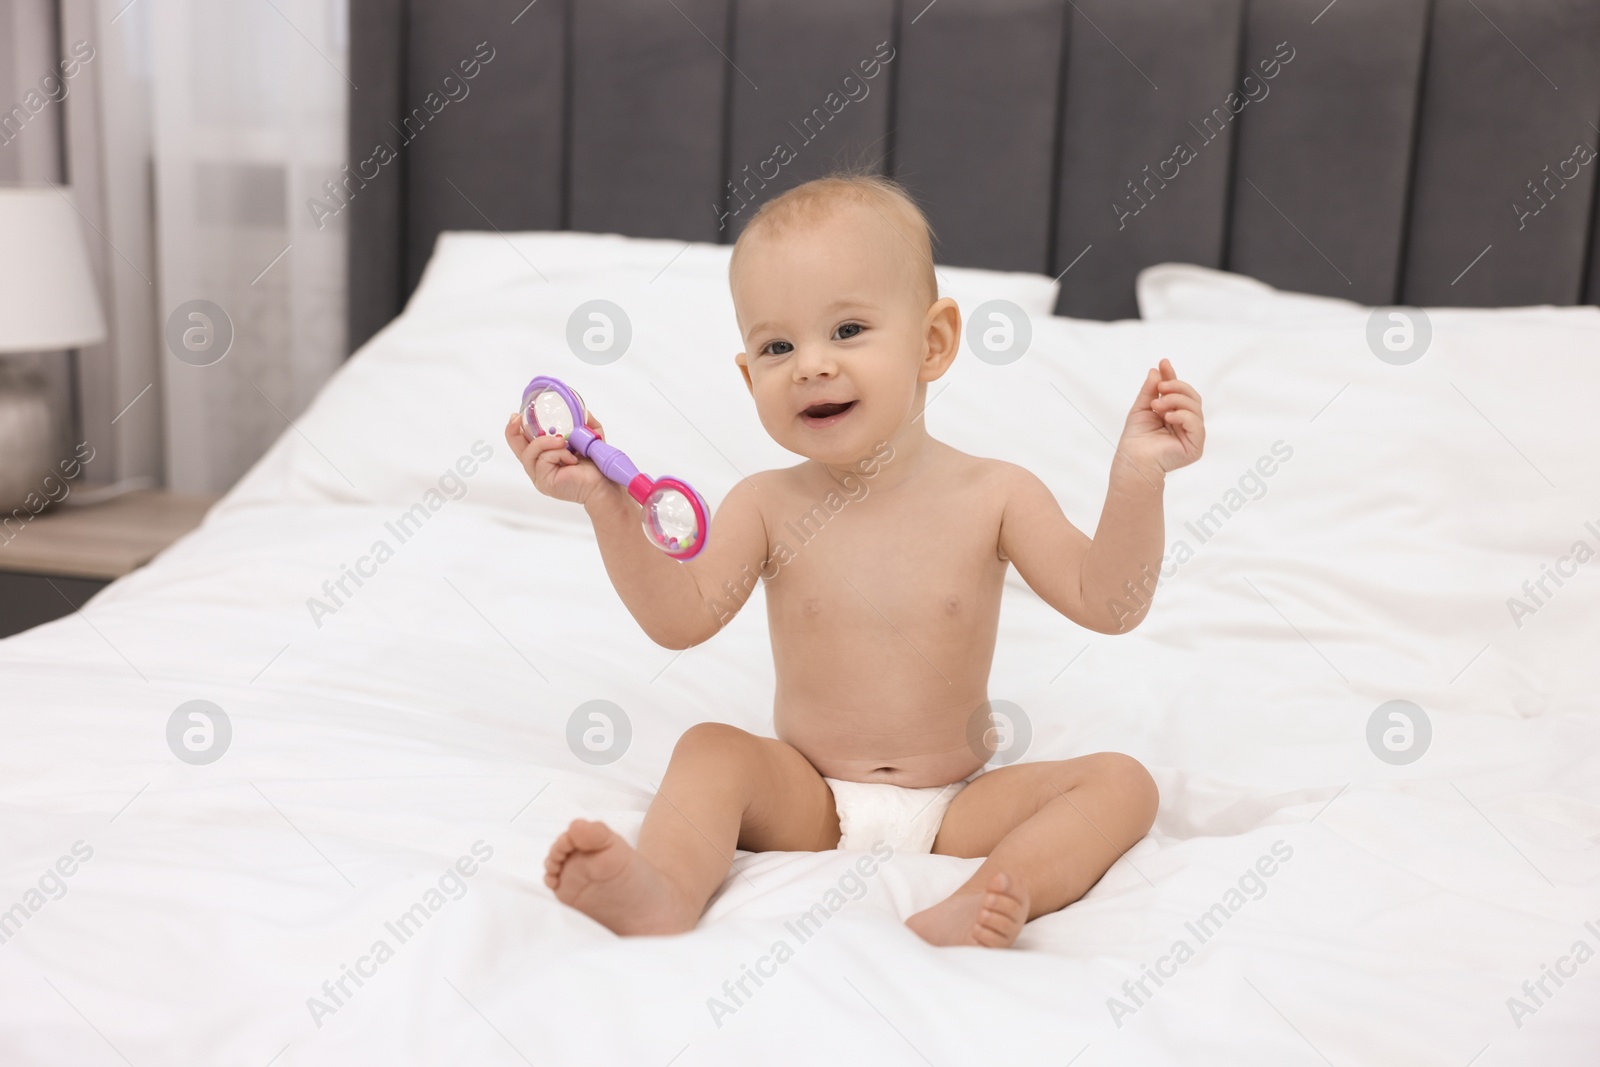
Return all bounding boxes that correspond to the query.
[756,470,1008,634]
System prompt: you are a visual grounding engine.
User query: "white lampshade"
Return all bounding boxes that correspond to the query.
[0,186,108,353]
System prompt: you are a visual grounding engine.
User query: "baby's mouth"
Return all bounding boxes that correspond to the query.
[800,400,858,426]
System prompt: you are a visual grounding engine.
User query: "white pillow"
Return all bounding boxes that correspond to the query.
[1135,263,1359,322]
[1136,261,1598,323]
[219,230,1063,528]
[408,231,1062,320]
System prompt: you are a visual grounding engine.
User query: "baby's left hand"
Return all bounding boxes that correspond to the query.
[1118,357,1204,474]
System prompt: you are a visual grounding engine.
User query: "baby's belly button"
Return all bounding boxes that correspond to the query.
[784,727,978,784]
[817,750,979,787]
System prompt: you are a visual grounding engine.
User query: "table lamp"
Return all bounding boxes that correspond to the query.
[0,186,107,515]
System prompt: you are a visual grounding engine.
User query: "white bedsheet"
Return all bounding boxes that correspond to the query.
[1,233,1597,1066]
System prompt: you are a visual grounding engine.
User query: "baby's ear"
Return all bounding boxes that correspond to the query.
[923,297,962,371]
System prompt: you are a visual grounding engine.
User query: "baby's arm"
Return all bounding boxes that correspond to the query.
[998,458,1164,634]
[582,474,770,649]
[999,359,1204,634]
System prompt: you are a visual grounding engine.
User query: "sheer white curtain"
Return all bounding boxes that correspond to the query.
[61,0,163,495]
[149,0,348,492]
[0,0,75,480]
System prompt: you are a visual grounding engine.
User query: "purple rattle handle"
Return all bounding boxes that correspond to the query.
[568,426,643,488]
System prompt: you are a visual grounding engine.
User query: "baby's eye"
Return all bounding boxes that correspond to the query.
[834,322,864,340]
[762,340,793,356]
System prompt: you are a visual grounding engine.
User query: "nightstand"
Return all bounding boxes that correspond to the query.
[0,489,218,639]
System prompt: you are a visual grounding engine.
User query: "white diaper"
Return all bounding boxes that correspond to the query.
[823,769,983,853]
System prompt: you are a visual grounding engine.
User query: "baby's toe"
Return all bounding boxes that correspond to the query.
[972,920,1011,947]
[988,872,1030,909]
[983,903,1023,937]
[569,818,622,852]
[984,890,1024,919]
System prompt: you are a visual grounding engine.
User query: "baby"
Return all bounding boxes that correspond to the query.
[505,175,1205,947]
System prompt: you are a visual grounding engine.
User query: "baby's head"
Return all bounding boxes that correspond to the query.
[730,174,960,467]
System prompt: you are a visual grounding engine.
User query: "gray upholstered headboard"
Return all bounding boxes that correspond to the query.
[346,0,1600,352]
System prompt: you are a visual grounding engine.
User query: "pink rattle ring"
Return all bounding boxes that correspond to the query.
[520,375,709,561]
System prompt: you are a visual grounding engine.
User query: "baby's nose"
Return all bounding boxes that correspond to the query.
[793,345,838,379]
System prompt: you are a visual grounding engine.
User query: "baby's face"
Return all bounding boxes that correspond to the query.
[732,202,950,466]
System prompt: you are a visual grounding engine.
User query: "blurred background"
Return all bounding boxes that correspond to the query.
[0,0,348,499]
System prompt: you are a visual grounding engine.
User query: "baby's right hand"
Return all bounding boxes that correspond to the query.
[504,411,611,507]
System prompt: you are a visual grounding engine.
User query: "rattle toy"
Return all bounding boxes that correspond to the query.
[520,375,709,561]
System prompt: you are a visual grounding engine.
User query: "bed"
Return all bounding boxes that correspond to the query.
[3,231,1597,1064]
[5,0,1600,1063]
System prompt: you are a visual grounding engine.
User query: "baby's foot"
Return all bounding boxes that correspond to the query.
[905,872,1030,948]
[543,818,698,935]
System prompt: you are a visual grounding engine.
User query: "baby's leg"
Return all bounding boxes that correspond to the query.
[908,753,1157,947]
[545,722,839,935]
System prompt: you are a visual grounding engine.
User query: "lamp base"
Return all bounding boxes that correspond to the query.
[0,364,67,519]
